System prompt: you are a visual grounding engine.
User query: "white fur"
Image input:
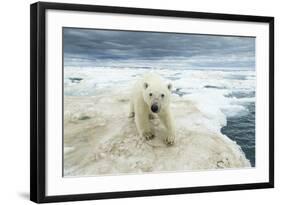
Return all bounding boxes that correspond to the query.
[129,73,176,145]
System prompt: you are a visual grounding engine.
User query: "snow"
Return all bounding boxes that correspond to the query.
[63,89,251,177]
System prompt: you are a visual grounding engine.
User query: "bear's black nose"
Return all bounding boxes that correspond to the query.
[151,104,159,113]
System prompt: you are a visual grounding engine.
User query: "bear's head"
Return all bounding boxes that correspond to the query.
[142,81,172,113]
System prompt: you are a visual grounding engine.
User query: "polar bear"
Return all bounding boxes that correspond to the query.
[129,73,176,145]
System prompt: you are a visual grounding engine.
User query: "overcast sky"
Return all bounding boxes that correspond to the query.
[63,28,255,70]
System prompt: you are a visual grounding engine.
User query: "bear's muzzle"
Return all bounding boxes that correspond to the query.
[151,103,159,113]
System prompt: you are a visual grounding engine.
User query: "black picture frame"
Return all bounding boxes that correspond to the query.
[30,1,274,203]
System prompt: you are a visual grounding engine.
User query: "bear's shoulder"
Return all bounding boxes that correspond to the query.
[142,72,164,84]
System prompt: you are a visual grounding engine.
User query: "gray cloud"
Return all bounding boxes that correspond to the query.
[63,28,255,69]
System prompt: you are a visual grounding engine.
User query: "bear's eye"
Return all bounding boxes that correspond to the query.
[161,94,165,98]
[149,93,153,97]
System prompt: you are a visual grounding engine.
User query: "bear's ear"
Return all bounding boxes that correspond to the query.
[167,83,172,91]
[143,82,149,89]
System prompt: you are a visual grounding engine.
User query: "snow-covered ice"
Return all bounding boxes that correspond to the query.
[63,85,251,176]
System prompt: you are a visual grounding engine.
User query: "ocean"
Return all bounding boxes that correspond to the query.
[64,66,256,167]
[221,98,255,166]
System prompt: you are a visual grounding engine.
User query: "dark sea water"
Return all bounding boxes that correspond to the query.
[221,93,256,167]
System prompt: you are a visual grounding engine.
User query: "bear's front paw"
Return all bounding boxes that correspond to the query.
[128,112,135,118]
[142,131,154,140]
[165,136,175,145]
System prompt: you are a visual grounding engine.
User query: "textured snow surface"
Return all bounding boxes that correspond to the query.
[63,91,250,177]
